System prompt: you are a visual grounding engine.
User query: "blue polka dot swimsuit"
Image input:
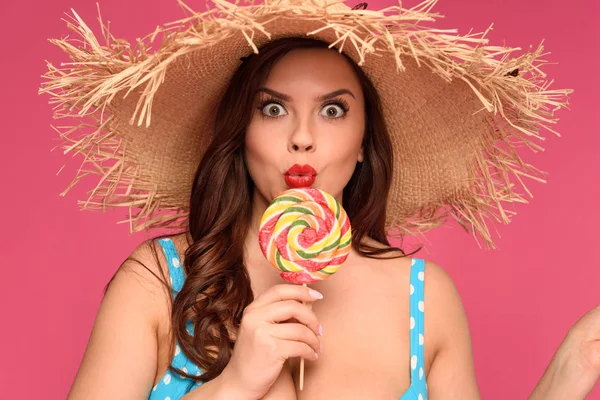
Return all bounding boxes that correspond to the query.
[150,238,428,400]
[399,258,429,400]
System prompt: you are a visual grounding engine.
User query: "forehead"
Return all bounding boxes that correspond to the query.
[264,48,361,93]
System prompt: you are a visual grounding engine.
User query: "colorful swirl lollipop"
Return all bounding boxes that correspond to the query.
[258,187,352,285]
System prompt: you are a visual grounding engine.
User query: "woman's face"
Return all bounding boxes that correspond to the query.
[244,47,365,209]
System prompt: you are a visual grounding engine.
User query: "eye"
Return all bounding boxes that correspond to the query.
[320,104,346,118]
[261,102,287,118]
[319,98,350,119]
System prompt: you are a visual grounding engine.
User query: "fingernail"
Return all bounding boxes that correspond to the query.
[319,324,324,336]
[309,289,324,299]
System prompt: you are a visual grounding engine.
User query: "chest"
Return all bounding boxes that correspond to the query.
[254,258,416,399]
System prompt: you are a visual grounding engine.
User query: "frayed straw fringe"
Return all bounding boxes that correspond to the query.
[38,0,573,247]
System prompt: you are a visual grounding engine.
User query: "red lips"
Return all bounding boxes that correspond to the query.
[284,164,317,188]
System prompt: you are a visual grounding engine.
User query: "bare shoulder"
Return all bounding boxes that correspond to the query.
[421,260,468,350]
[421,260,480,398]
[364,246,472,374]
[66,236,182,399]
[422,259,462,305]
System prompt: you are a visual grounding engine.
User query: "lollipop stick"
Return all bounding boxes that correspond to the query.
[299,283,309,391]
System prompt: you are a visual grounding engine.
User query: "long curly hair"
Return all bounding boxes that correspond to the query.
[109,36,419,385]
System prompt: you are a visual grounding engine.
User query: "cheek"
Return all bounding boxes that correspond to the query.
[320,130,363,185]
[322,126,364,163]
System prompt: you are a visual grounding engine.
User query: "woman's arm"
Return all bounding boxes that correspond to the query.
[529,305,600,400]
[66,241,173,399]
[424,261,481,399]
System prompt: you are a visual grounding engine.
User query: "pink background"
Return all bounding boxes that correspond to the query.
[1,0,598,398]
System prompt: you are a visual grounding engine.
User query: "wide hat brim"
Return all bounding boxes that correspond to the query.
[39,0,573,248]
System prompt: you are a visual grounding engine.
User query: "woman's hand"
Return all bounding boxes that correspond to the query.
[220,284,324,400]
[530,305,600,400]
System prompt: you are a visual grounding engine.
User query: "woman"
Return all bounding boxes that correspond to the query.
[66,37,479,399]
[38,1,584,399]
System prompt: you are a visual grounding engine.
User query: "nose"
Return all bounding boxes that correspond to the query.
[290,140,314,152]
[288,122,316,154]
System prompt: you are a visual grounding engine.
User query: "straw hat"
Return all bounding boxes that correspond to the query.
[38,0,573,248]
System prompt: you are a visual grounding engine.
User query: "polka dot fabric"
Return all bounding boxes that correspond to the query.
[399,258,428,400]
[148,239,204,400]
[150,239,427,399]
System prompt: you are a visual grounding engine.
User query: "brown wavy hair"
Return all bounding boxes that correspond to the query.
[108,36,420,385]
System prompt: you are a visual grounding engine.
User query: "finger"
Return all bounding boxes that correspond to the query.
[251,284,323,309]
[274,338,320,362]
[261,300,322,338]
[268,323,322,355]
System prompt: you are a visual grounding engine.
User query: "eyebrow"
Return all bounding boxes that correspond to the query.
[256,87,356,102]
